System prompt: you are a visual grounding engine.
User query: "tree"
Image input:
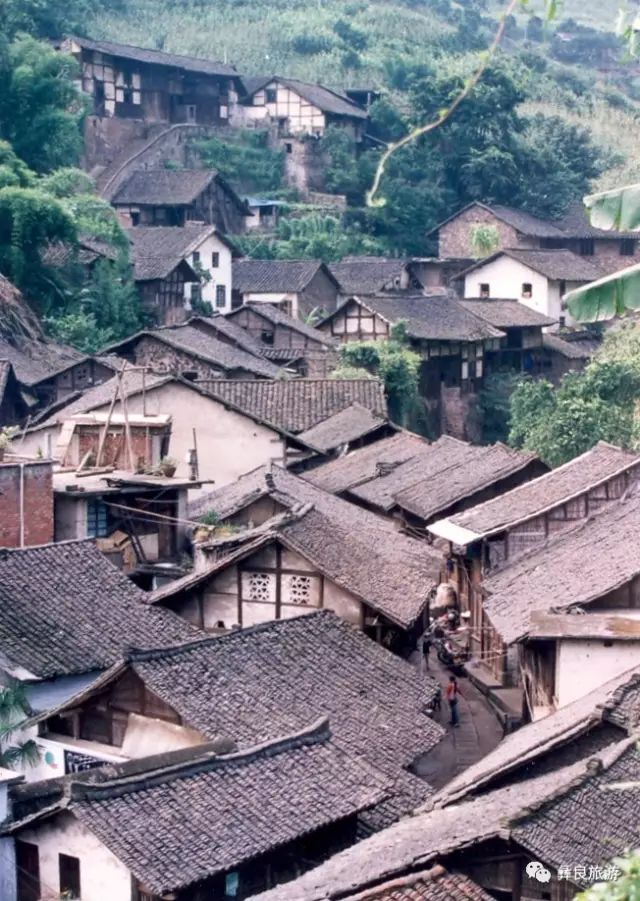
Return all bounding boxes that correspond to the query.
[578,851,640,901]
[1,0,98,39]
[332,322,426,429]
[0,35,84,174]
[0,680,39,769]
[45,255,143,353]
[508,356,640,466]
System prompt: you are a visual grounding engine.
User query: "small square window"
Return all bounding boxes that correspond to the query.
[285,142,293,154]
[621,238,636,257]
[579,238,594,256]
[192,251,200,265]
[479,283,490,298]
[521,282,532,298]
[211,252,220,268]
[216,285,226,308]
[265,88,277,104]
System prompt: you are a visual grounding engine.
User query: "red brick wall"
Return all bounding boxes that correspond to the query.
[0,461,54,548]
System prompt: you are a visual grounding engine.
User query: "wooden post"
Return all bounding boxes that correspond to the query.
[118,368,136,472]
[95,370,122,468]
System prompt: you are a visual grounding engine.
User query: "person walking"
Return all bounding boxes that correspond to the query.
[446,675,461,727]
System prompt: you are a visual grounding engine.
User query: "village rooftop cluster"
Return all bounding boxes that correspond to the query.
[1,31,640,901]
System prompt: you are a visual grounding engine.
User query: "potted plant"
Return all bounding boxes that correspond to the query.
[0,426,19,462]
[159,456,177,478]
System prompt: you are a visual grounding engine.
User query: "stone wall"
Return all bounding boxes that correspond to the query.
[439,206,529,259]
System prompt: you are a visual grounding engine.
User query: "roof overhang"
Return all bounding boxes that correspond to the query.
[427,520,480,547]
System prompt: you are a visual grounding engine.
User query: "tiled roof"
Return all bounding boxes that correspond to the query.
[343,436,539,522]
[250,739,635,901]
[328,295,504,342]
[459,299,556,328]
[430,442,640,543]
[227,302,337,346]
[242,76,367,119]
[233,259,334,293]
[199,377,387,433]
[542,332,601,359]
[34,370,171,428]
[428,202,565,240]
[65,35,239,76]
[131,614,441,802]
[329,259,411,295]
[70,720,387,895]
[193,314,274,356]
[0,540,196,678]
[556,201,639,240]
[436,666,640,806]
[296,403,390,452]
[341,867,495,901]
[113,170,220,207]
[511,740,640,875]
[125,224,214,281]
[484,494,640,644]
[185,467,441,627]
[137,323,283,377]
[0,338,84,386]
[304,432,429,494]
[461,249,604,282]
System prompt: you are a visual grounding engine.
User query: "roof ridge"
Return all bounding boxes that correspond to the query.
[68,717,332,802]
[128,609,334,661]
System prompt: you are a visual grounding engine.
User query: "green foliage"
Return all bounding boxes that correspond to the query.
[194,130,284,194]
[0,185,77,306]
[578,851,640,901]
[0,141,35,189]
[45,256,142,353]
[271,214,385,262]
[0,35,84,174]
[0,679,39,769]
[40,167,128,249]
[508,334,640,466]
[478,371,521,443]
[470,223,500,258]
[334,326,422,427]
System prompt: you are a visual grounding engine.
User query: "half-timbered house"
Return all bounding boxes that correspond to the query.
[113,169,250,233]
[319,293,504,439]
[164,465,441,648]
[428,442,640,686]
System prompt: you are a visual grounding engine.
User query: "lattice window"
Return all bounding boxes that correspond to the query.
[289,575,312,605]
[247,572,271,602]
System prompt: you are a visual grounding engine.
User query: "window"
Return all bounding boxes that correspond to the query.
[579,238,594,256]
[59,854,81,899]
[87,499,109,538]
[216,285,226,308]
[559,280,567,296]
[130,211,140,227]
[212,251,220,268]
[265,88,277,103]
[621,238,636,256]
[16,841,40,901]
[192,250,200,265]
[261,329,274,346]
[479,283,490,298]
[285,142,293,154]
[559,315,566,329]
[521,283,532,299]
[219,104,228,119]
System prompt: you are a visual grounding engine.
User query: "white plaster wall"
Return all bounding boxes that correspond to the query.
[464,257,551,318]
[13,426,57,461]
[323,580,362,626]
[556,638,640,706]
[185,232,234,313]
[18,811,132,901]
[26,731,126,784]
[252,82,326,135]
[97,382,286,495]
